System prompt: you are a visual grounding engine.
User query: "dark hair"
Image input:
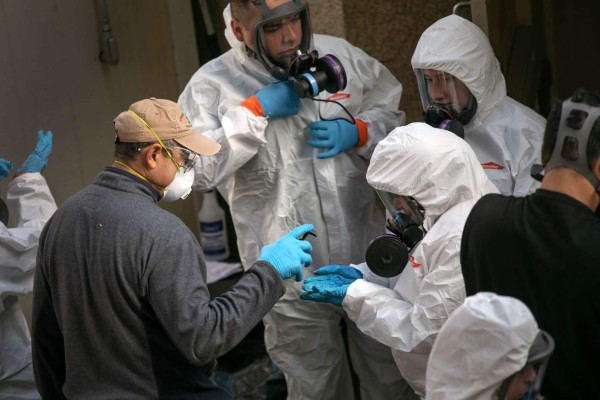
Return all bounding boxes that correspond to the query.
[231,0,254,27]
[114,139,177,162]
[542,89,600,169]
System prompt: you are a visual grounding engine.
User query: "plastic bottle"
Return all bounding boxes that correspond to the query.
[197,190,230,261]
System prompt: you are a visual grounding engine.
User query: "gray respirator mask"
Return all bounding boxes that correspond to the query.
[531,94,600,193]
[365,191,426,278]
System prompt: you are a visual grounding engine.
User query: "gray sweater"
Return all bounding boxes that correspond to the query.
[32,168,285,399]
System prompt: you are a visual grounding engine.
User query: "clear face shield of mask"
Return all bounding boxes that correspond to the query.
[251,1,348,98]
[364,190,425,277]
[415,68,477,131]
[252,0,313,79]
[500,330,555,400]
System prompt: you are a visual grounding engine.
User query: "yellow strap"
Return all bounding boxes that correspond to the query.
[113,160,167,192]
[127,110,180,172]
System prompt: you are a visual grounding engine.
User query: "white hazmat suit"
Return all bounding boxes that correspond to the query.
[342,123,498,397]
[426,292,540,400]
[178,4,407,399]
[412,15,545,196]
[0,173,56,398]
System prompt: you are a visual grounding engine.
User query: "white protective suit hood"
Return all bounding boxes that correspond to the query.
[426,292,538,400]
[367,122,498,230]
[411,15,506,121]
[224,5,248,67]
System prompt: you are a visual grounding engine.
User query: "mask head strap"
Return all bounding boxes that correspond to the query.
[535,97,600,192]
[126,110,180,172]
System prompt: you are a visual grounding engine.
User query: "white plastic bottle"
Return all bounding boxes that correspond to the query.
[197,190,230,261]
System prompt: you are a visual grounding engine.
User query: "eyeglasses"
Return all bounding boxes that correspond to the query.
[167,146,198,173]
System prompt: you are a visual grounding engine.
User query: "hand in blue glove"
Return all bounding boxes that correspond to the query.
[308,119,358,159]
[300,265,363,306]
[0,158,14,181]
[254,81,300,119]
[258,223,314,282]
[16,130,53,174]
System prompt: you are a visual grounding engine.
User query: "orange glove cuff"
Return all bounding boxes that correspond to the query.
[355,118,368,148]
[241,96,265,117]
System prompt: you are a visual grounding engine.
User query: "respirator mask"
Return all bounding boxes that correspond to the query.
[161,168,195,202]
[364,191,425,277]
[530,92,600,193]
[251,0,347,98]
[415,69,477,137]
[160,146,198,203]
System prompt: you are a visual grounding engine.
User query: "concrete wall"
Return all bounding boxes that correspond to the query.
[0,0,200,331]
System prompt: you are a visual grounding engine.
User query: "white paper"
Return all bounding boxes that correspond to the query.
[205,260,243,284]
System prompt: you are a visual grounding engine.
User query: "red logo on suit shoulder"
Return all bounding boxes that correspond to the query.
[327,93,351,101]
[481,161,505,170]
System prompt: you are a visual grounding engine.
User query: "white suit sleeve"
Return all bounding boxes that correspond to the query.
[347,45,405,159]
[513,124,544,197]
[179,77,269,189]
[343,237,465,352]
[0,173,57,309]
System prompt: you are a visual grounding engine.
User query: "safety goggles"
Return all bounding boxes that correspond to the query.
[167,146,198,173]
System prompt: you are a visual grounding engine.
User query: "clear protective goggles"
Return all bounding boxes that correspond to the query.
[166,146,199,173]
[415,68,476,122]
[252,0,313,80]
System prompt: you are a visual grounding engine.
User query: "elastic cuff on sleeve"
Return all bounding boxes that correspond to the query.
[241,96,265,118]
[355,118,368,148]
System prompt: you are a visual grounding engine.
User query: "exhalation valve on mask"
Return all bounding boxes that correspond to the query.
[365,192,425,277]
[423,102,465,139]
[287,50,348,98]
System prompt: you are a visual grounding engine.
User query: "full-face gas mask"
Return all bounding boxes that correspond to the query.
[531,92,600,193]
[250,0,347,98]
[364,191,426,277]
[415,69,477,138]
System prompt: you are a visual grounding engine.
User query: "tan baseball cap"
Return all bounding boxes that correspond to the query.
[113,97,221,156]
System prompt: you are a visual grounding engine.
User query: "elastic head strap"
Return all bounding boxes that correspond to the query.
[545,98,600,191]
[127,110,180,172]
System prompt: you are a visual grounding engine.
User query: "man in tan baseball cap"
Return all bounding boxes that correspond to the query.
[111,97,220,202]
[114,97,220,156]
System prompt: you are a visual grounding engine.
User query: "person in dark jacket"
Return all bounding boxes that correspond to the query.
[31,98,313,399]
[461,89,600,399]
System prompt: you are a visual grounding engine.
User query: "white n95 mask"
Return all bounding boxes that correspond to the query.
[161,168,195,202]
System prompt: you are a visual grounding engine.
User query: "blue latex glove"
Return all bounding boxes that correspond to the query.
[16,130,53,174]
[308,119,358,159]
[0,158,13,181]
[300,265,363,306]
[255,81,300,119]
[258,224,314,282]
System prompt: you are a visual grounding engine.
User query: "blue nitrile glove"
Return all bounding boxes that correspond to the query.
[16,130,53,174]
[255,81,300,119]
[258,223,314,282]
[300,265,363,306]
[0,158,14,181]
[308,119,358,159]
